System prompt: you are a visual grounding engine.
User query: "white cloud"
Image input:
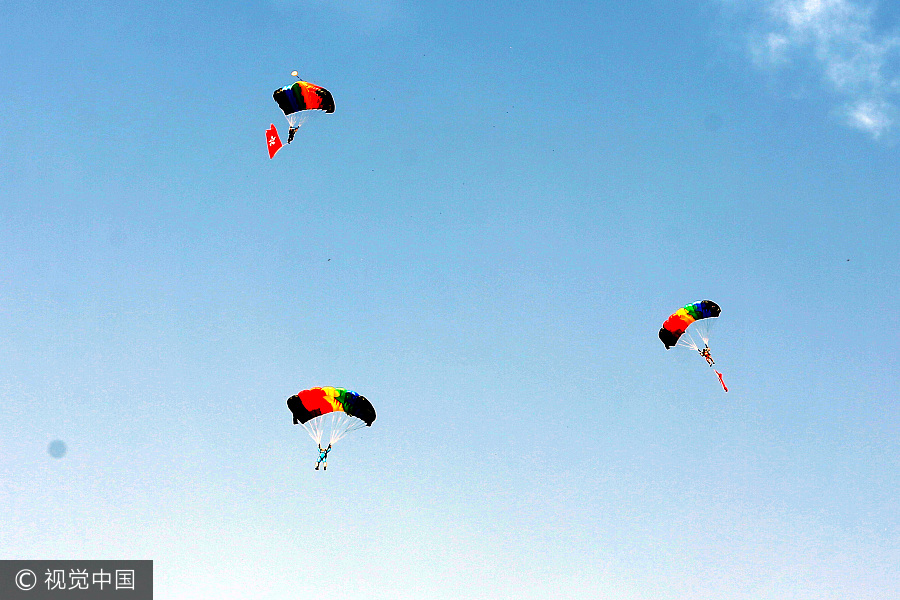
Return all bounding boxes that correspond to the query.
[762,32,791,64]
[846,98,895,136]
[731,0,900,137]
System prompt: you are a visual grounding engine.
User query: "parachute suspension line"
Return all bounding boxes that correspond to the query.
[694,318,715,346]
[684,326,702,350]
[300,421,311,444]
[315,417,325,445]
[301,417,323,446]
[674,319,716,352]
[328,413,342,446]
[346,417,366,437]
[694,327,706,348]
[339,415,350,446]
[328,412,343,444]
[293,412,367,448]
[337,413,352,445]
[300,421,313,444]
[287,112,310,130]
[698,322,710,346]
[676,330,700,351]
[328,412,366,446]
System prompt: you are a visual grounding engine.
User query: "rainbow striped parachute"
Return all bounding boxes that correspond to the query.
[273,79,335,130]
[659,300,721,350]
[287,387,375,447]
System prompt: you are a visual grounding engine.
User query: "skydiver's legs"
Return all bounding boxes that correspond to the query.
[287,126,298,144]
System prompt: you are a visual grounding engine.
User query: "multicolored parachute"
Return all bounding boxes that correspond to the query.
[659,300,721,350]
[287,387,375,447]
[273,78,335,130]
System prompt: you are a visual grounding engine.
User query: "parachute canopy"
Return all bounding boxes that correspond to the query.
[659,300,721,349]
[273,80,335,129]
[288,387,375,425]
[288,387,375,446]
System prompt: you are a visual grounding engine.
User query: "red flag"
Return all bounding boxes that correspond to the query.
[715,370,728,392]
[266,124,283,159]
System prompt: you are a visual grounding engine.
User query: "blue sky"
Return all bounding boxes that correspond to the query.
[1,0,898,598]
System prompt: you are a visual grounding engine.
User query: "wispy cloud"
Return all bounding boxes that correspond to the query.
[731,0,900,138]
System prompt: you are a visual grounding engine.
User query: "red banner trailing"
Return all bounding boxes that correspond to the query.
[715,370,728,392]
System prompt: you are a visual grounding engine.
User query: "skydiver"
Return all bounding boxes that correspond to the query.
[699,345,715,367]
[315,443,331,470]
[287,126,299,144]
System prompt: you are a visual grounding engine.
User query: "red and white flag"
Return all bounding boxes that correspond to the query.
[266,124,283,159]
